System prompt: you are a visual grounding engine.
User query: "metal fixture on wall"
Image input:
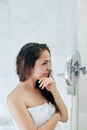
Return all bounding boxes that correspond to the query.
[57,50,87,95]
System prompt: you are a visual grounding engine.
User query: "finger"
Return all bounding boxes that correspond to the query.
[39,79,46,88]
[40,80,50,89]
[39,77,46,83]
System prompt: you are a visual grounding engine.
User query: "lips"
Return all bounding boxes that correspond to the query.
[43,73,50,77]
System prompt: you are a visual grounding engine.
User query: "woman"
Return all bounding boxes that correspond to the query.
[7,42,68,130]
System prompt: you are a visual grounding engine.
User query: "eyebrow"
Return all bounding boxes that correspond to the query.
[42,60,51,64]
[43,59,50,62]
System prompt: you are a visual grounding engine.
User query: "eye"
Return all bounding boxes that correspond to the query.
[42,61,51,66]
[42,62,47,65]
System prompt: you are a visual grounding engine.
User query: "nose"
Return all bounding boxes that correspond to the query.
[47,63,51,71]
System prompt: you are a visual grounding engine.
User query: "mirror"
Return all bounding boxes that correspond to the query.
[57,50,86,95]
[65,50,81,95]
[65,50,81,87]
[65,50,87,95]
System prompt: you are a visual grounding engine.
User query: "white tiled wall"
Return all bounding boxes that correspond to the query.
[0,126,15,130]
[77,0,87,130]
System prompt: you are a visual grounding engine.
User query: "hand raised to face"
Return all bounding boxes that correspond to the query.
[38,77,57,93]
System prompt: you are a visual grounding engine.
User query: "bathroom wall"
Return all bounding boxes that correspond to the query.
[0,0,76,130]
[77,0,87,130]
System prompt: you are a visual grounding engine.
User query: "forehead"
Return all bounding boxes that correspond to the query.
[39,50,51,60]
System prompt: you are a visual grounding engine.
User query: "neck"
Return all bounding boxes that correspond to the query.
[22,78,36,90]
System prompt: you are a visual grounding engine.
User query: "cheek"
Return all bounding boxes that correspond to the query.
[34,67,43,75]
[36,69,42,74]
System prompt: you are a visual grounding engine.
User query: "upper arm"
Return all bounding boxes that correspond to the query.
[7,94,37,130]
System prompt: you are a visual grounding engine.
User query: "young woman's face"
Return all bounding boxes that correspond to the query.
[31,50,51,80]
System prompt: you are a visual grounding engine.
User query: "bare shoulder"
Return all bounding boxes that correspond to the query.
[7,92,22,106]
[7,84,25,110]
[7,85,37,130]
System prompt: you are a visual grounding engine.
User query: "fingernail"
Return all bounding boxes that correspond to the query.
[38,80,40,83]
[39,84,41,88]
[42,87,44,89]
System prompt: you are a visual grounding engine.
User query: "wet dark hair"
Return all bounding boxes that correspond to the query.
[16,42,58,111]
[16,42,50,81]
[36,80,58,111]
